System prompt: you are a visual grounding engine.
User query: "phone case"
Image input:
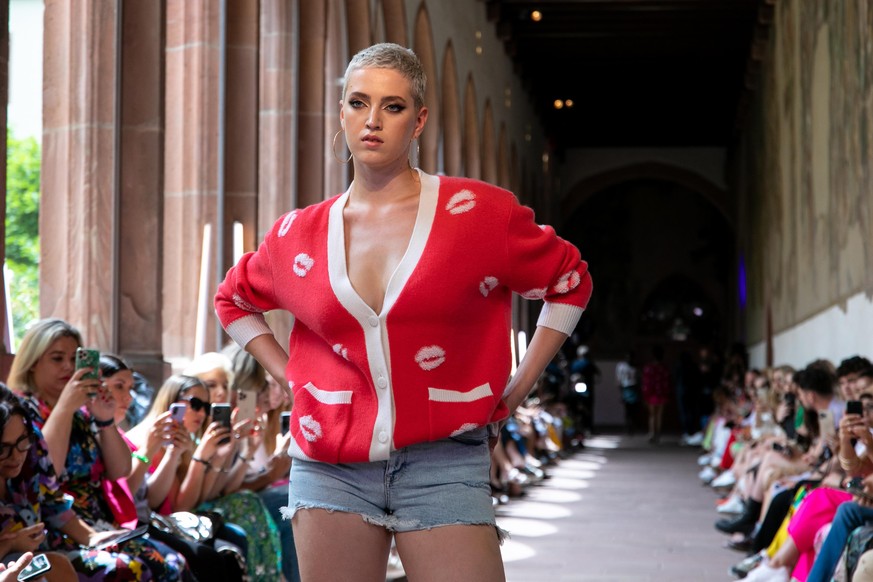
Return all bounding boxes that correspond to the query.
[170,403,187,423]
[17,554,51,582]
[211,404,232,428]
[75,348,100,380]
[281,411,291,435]
[235,389,257,422]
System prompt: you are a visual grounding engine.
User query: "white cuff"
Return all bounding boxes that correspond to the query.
[224,314,274,348]
[536,302,584,336]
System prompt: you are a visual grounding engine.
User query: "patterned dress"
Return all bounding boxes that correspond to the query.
[196,484,282,580]
[20,395,189,581]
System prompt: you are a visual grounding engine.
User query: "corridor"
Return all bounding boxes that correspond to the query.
[500,434,736,581]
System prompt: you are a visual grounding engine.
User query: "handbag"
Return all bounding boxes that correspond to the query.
[149,511,217,544]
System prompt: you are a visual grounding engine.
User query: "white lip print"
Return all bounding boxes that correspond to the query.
[479,276,499,297]
[415,345,446,371]
[292,253,314,277]
[521,287,548,300]
[232,293,264,313]
[446,190,476,215]
[451,423,480,437]
[332,343,349,360]
[553,270,581,294]
[299,415,322,442]
[278,211,298,237]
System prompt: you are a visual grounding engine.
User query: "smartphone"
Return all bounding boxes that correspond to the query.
[819,409,837,441]
[845,477,873,501]
[281,411,291,436]
[784,392,796,406]
[17,553,51,582]
[848,400,864,416]
[211,403,232,445]
[91,524,149,551]
[75,347,100,381]
[170,402,187,423]
[235,389,257,423]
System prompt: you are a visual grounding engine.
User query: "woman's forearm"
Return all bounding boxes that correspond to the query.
[244,335,291,403]
[503,326,568,414]
[96,426,133,480]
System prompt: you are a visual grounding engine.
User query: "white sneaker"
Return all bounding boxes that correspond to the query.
[698,453,712,466]
[711,470,737,488]
[699,465,717,483]
[744,562,789,582]
[717,495,744,514]
[685,431,704,446]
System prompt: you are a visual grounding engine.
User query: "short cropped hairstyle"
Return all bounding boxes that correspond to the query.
[342,43,427,111]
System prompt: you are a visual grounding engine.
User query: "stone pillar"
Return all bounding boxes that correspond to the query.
[164,0,259,366]
[259,0,297,344]
[41,0,119,348]
[297,0,326,207]
[117,0,168,387]
[221,1,259,288]
[41,1,167,384]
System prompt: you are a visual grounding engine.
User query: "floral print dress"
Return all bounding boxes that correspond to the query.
[20,395,189,581]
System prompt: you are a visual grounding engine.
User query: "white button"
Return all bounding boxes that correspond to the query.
[378,431,389,443]
[368,316,379,327]
[376,377,388,389]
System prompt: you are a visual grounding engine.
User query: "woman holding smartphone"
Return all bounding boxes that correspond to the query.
[6,319,188,580]
[130,375,281,582]
[215,43,592,581]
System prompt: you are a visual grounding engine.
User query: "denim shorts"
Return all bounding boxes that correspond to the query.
[284,427,500,537]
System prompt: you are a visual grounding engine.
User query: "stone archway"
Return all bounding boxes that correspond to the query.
[560,161,734,231]
[441,41,461,177]
[463,74,479,179]
[481,99,496,184]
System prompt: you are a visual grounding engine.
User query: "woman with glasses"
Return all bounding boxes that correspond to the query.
[130,375,281,581]
[6,319,189,580]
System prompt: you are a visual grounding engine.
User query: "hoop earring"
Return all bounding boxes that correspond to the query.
[332,130,352,164]
[408,137,420,168]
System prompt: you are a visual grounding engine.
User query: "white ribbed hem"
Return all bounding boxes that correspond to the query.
[224,314,274,347]
[536,302,584,336]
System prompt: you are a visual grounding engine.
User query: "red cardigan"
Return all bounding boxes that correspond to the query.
[215,171,592,463]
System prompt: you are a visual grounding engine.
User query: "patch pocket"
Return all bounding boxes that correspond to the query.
[427,383,494,441]
[302,382,353,404]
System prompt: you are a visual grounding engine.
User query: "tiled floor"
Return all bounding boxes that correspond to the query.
[500,434,738,581]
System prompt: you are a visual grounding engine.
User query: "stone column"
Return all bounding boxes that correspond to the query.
[41,1,167,384]
[297,0,326,207]
[164,0,259,365]
[117,0,168,386]
[41,0,119,348]
[259,0,297,346]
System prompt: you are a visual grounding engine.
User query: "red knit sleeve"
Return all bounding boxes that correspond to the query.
[502,196,593,332]
[214,213,285,345]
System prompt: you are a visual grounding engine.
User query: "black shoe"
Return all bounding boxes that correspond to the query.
[716,515,755,536]
[726,536,753,553]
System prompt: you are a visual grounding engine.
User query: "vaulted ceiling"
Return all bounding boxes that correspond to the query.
[484,0,766,152]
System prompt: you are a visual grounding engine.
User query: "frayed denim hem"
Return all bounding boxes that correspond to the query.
[280,505,509,544]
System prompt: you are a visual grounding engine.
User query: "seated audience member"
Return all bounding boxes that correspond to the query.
[130,374,282,582]
[222,343,299,582]
[6,318,189,580]
[101,356,246,581]
[183,352,233,405]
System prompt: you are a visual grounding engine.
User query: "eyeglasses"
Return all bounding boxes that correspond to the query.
[0,433,34,460]
[181,397,211,413]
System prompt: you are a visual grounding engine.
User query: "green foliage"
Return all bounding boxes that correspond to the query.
[6,130,40,346]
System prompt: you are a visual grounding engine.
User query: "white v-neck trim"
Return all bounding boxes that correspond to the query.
[327,168,439,319]
[326,168,439,461]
